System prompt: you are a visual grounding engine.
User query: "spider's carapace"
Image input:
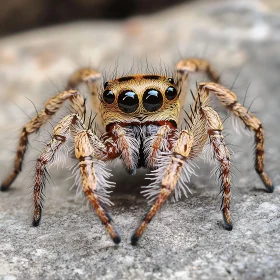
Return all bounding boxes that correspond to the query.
[1,58,274,245]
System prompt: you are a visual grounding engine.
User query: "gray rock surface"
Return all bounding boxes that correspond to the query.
[0,0,280,279]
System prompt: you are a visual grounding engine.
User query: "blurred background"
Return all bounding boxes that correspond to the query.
[0,0,191,36]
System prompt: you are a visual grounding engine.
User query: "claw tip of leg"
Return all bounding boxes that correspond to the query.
[0,184,9,192]
[224,223,233,231]
[112,235,121,244]
[266,185,274,193]
[32,220,40,227]
[130,234,139,246]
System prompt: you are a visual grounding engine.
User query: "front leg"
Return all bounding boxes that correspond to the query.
[131,130,194,245]
[31,113,121,243]
[74,130,121,244]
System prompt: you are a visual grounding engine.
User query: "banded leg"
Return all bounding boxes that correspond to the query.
[131,130,194,245]
[67,68,102,122]
[200,106,232,230]
[198,82,274,192]
[74,130,121,244]
[176,58,220,83]
[1,68,102,192]
[1,89,84,191]
[32,113,121,243]
[33,114,74,226]
[176,58,220,121]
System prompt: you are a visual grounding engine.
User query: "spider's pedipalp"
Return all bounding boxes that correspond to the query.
[33,114,74,226]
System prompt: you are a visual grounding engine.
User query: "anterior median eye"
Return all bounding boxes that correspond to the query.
[103,90,115,104]
[118,90,139,113]
[143,89,163,112]
[165,86,177,100]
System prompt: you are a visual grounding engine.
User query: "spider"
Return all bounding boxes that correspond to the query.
[1,58,274,245]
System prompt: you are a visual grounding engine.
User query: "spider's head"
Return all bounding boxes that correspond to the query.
[100,74,181,131]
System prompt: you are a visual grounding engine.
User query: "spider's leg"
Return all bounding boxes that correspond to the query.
[32,113,121,243]
[67,68,102,124]
[32,114,75,226]
[198,82,274,192]
[1,68,102,192]
[176,58,220,83]
[175,58,220,122]
[131,130,194,245]
[74,130,121,244]
[1,90,82,191]
[200,106,232,230]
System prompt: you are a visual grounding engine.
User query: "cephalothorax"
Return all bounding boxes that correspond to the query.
[1,58,274,245]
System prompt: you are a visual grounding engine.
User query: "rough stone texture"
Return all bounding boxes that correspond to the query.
[0,0,280,279]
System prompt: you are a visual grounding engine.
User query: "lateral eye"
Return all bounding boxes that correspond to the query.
[103,90,115,104]
[143,89,163,112]
[118,90,139,113]
[168,77,174,84]
[165,86,177,101]
[103,81,109,88]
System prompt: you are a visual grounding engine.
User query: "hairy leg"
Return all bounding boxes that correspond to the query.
[33,114,74,226]
[1,89,82,191]
[67,68,102,127]
[200,106,232,229]
[176,58,220,83]
[32,113,121,243]
[74,130,121,244]
[1,68,102,191]
[198,82,274,192]
[131,130,194,245]
[176,58,220,122]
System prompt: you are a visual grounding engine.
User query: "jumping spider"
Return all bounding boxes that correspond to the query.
[1,58,274,245]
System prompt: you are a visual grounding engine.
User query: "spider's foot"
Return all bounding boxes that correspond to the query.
[0,184,10,192]
[257,171,274,193]
[112,234,121,245]
[32,218,41,227]
[32,209,42,227]
[130,232,140,246]
[222,209,233,231]
[106,222,121,244]
[265,185,274,193]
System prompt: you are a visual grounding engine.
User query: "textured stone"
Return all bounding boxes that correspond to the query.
[0,0,280,279]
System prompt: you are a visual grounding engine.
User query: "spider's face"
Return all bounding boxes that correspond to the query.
[100,74,181,130]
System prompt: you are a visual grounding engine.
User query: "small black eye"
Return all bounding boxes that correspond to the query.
[143,89,163,112]
[103,81,109,88]
[118,90,139,113]
[165,86,177,101]
[103,90,115,104]
[168,77,174,84]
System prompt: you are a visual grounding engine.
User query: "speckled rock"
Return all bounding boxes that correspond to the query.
[0,0,280,279]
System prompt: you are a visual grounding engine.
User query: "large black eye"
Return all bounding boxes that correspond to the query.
[118,90,139,113]
[103,90,115,104]
[165,86,177,100]
[143,89,163,112]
